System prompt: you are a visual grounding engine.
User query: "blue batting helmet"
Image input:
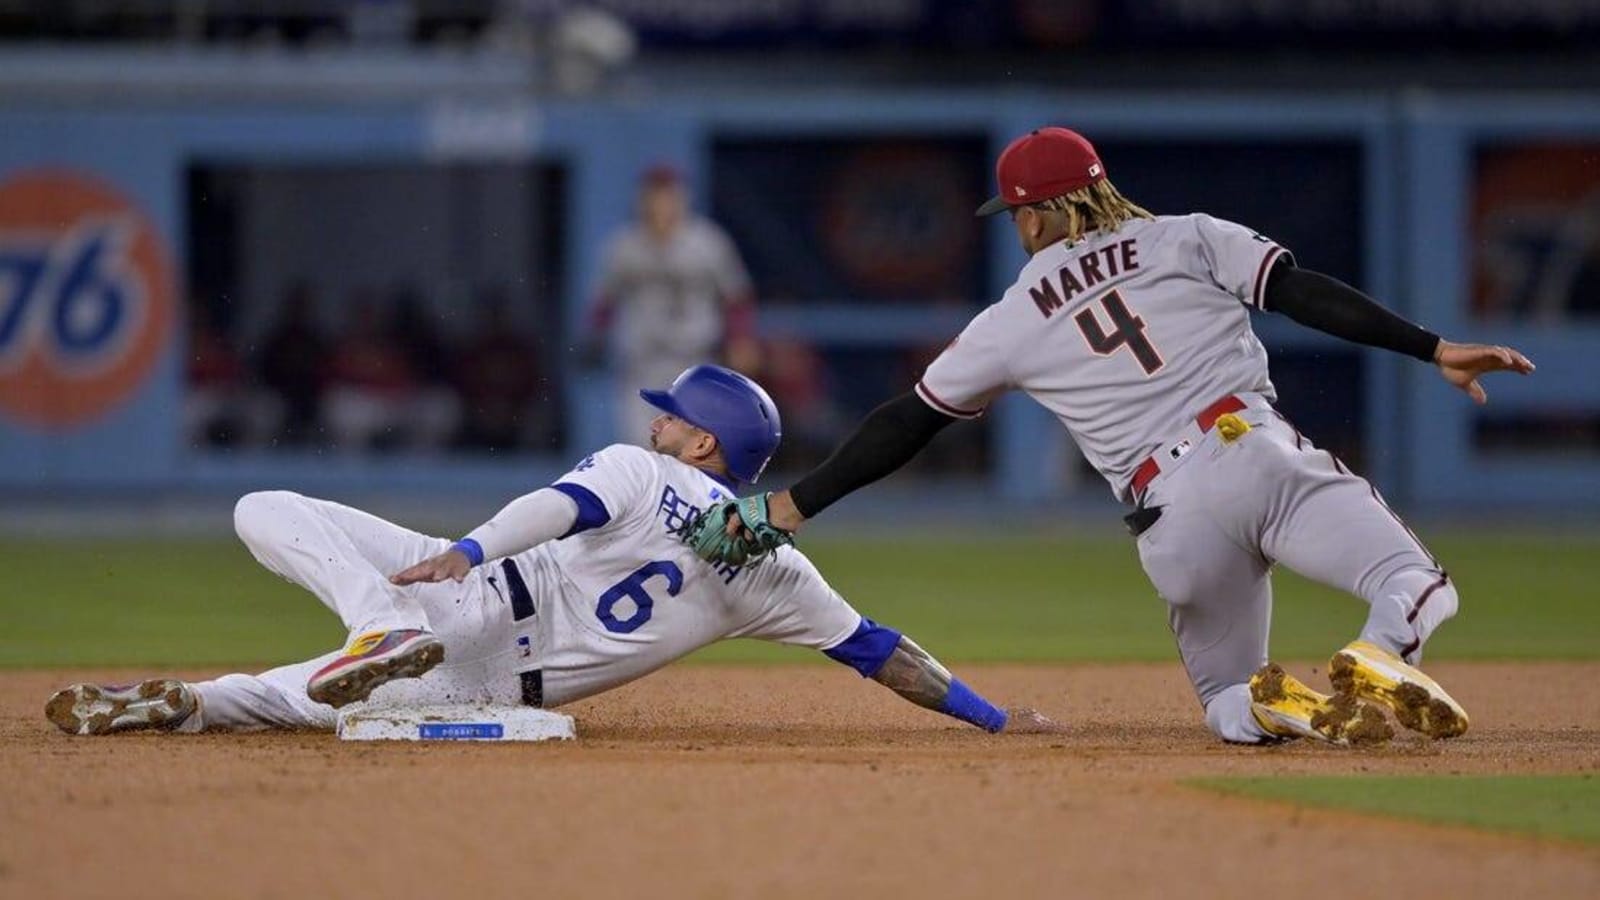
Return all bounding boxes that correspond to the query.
[639,365,782,484]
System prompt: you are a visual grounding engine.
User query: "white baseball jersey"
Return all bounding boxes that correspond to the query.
[510,443,863,707]
[916,214,1291,499]
[596,217,754,364]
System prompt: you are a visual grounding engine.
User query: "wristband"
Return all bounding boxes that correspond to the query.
[450,538,485,567]
[940,678,1008,733]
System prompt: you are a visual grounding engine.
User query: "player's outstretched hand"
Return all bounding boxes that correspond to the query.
[1434,340,1535,405]
[390,549,473,586]
[1002,707,1066,735]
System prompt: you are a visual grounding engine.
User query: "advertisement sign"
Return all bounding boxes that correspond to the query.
[1470,142,1600,320]
[0,169,175,429]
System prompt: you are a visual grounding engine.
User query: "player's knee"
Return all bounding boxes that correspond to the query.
[1203,683,1272,745]
[233,490,300,549]
[1413,577,1459,644]
[1384,568,1459,631]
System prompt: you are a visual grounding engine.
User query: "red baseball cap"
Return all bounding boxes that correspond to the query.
[975,127,1106,217]
[641,162,683,187]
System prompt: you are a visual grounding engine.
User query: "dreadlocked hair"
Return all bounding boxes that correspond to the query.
[1035,179,1154,243]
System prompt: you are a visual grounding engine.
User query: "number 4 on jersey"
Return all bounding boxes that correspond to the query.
[1074,291,1164,375]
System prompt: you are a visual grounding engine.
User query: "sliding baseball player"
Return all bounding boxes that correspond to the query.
[47,366,1053,738]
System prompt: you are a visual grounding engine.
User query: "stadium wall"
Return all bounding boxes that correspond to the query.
[0,56,1595,509]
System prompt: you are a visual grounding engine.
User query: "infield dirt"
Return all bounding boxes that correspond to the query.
[3,662,1597,899]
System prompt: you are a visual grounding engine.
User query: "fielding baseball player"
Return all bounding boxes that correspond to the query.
[686,127,1536,746]
[47,366,1052,738]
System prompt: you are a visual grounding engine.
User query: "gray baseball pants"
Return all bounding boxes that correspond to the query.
[1132,396,1457,743]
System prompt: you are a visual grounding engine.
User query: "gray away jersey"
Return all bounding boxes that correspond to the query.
[917,214,1291,500]
[596,217,753,362]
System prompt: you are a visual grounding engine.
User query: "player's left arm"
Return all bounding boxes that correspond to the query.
[1262,259,1534,404]
[734,552,1057,734]
[825,618,1060,735]
[389,488,583,585]
[775,390,958,528]
[682,391,959,565]
[707,308,1010,544]
[391,446,643,585]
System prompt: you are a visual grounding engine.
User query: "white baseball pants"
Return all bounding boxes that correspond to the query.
[180,491,529,732]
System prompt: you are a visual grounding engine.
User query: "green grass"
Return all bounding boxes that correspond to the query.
[1188,775,1600,844]
[1,531,1596,667]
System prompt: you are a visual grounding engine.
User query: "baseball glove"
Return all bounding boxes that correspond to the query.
[679,495,794,567]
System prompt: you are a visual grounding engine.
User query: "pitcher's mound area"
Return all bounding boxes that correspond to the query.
[3,662,1596,899]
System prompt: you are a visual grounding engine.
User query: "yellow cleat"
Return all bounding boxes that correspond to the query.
[1329,640,1469,739]
[1249,663,1393,746]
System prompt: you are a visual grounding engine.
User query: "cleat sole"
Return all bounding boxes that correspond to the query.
[1251,663,1393,746]
[307,638,445,709]
[1330,644,1468,739]
[45,680,196,736]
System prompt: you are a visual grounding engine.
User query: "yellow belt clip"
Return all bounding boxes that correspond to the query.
[1214,412,1251,445]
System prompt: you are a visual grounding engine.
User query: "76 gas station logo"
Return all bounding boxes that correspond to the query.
[0,170,173,429]
[0,219,146,375]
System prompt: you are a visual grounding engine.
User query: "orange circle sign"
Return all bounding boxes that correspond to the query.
[0,169,175,429]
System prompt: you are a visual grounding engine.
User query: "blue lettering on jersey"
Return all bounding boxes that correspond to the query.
[656,484,743,585]
[657,484,699,533]
[573,454,597,472]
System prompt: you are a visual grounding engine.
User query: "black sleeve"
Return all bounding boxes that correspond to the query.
[788,391,957,519]
[1262,259,1440,362]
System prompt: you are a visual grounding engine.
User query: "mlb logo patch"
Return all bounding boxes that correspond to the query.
[1169,439,1192,460]
[516,635,532,658]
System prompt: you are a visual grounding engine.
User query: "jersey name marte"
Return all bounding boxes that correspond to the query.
[916,213,1292,500]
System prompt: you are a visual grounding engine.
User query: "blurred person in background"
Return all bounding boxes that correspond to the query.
[323,291,460,453]
[760,337,844,472]
[184,300,248,447]
[392,285,455,404]
[453,286,550,451]
[585,164,762,443]
[255,280,328,447]
[186,300,285,450]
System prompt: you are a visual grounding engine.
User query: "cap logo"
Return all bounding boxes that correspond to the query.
[1014,185,1028,197]
[1089,163,1102,177]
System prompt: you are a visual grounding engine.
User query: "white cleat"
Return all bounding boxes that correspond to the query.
[46,679,198,736]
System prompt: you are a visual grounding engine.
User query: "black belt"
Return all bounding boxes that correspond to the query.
[501,558,537,622]
[501,559,543,708]
[519,670,544,708]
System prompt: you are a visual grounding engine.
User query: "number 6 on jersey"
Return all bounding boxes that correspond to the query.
[596,560,683,634]
[1074,290,1164,375]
